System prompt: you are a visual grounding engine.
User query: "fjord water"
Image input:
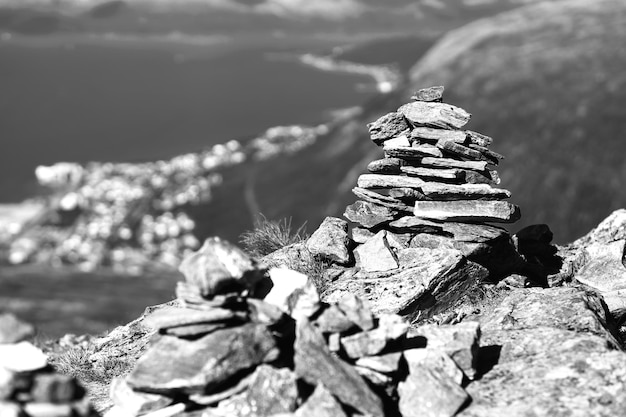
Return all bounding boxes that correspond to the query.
[0,36,372,203]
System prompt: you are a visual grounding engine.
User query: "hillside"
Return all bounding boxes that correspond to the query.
[234,0,626,245]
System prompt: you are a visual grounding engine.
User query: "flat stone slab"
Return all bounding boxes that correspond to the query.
[390,217,508,243]
[354,230,399,273]
[401,166,464,181]
[420,183,511,200]
[358,174,425,190]
[398,101,471,130]
[414,200,521,223]
[143,306,247,330]
[344,200,397,229]
[352,187,412,212]
[437,139,484,161]
[575,240,626,292]
[127,323,279,395]
[465,130,493,146]
[385,144,443,159]
[420,157,488,171]
[367,158,404,174]
[411,127,467,143]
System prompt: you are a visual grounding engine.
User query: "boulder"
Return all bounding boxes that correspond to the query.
[305,217,351,265]
[354,230,399,273]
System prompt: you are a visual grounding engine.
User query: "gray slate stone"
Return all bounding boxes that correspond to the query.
[294,320,384,417]
[367,158,404,174]
[420,183,511,200]
[357,173,425,190]
[403,348,464,385]
[241,365,299,416]
[414,200,521,223]
[367,112,410,145]
[354,230,399,273]
[355,352,402,374]
[411,127,467,143]
[351,227,375,244]
[127,323,279,394]
[420,157,488,171]
[465,130,493,147]
[306,216,351,265]
[341,314,409,359]
[143,306,247,330]
[411,86,445,102]
[385,144,443,159]
[352,187,413,212]
[110,377,171,416]
[398,101,471,130]
[344,200,396,229]
[336,293,375,331]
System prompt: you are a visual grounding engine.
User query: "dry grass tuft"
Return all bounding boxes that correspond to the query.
[239,215,309,258]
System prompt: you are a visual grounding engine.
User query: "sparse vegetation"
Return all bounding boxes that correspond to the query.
[239,215,309,258]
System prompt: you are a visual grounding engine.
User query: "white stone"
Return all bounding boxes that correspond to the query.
[0,342,48,372]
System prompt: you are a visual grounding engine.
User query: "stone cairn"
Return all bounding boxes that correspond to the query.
[345,86,521,274]
[0,313,98,417]
[106,237,481,417]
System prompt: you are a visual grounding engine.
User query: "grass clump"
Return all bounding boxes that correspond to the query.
[239,215,309,258]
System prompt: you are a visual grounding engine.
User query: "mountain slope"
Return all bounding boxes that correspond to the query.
[232,0,626,244]
[406,0,626,242]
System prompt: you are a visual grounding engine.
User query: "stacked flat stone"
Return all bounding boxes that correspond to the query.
[344,86,520,272]
[0,313,98,417]
[106,237,480,417]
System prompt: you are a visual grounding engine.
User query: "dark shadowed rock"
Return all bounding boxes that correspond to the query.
[343,200,397,229]
[398,363,470,417]
[127,323,279,395]
[30,374,84,403]
[306,217,351,265]
[436,139,484,161]
[367,112,410,145]
[295,384,347,417]
[294,320,383,417]
[0,313,34,344]
[179,237,265,298]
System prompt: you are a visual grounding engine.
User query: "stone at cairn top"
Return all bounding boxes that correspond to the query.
[347,86,520,236]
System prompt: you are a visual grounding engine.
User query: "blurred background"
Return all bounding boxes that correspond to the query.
[1,0,625,339]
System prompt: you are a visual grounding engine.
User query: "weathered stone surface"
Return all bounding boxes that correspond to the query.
[385,144,443,159]
[388,187,430,202]
[144,306,246,330]
[344,200,396,229]
[398,101,471,130]
[414,200,521,223]
[401,166,463,181]
[110,377,171,416]
[575,240,626,293]
[398,364,470,417]
[295,384,347,417]
[465,130,493,147]
[354,230,398,273]
[382,135,411,148]
[294,320,384,417]
[240,365,298,416]
[265,268,320,320]
[460,286,626,417]
[179,237,265,298]
[403,348,464,385]
[420,183,511,200]
[411,86,444,102]
[352,187,412,212]
[411,127,467,143]
[127,324,279,395]
[367,158,404,174]
[408,234,456,250]
[391,217,508,244]
[0,314,34,344]
[358,174,425,189]
[326,248,489,321]
[163,323,229,337]
[306,217,351,265]
[386,231,412,250]
[336,293,375,331]
[0,342,48,373]
[351,227,375,244]
[367,112,410,145]
[389,216,445,233]
[356,352,402,374]
[468,143,504,163]
[247,298,286,327]
[437,139,484,161]
[420,157,488,171]
[409,322,480,379]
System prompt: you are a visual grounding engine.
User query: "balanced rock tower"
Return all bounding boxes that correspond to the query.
[331,86,522,314]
